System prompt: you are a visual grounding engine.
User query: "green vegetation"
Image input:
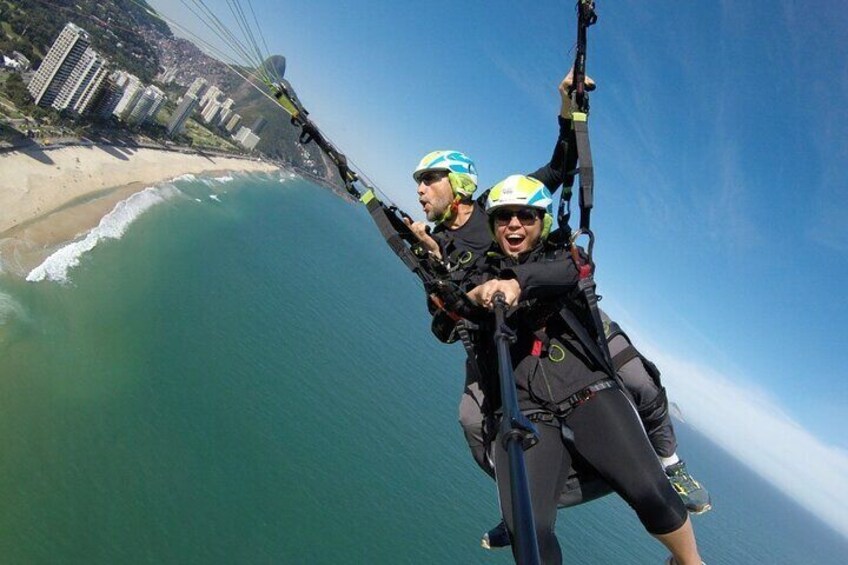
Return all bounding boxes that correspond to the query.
[183,118,239,152]
[0,71,55,121]
[0,0,166,82]
[2,72,28,107]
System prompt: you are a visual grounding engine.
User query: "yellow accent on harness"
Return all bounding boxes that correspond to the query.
[360,190,376,204]
[549,344,567,363]
[571,112,588,123]
[272,90,300,118]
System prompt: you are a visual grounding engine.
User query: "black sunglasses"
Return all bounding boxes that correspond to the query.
[418,171,448,185]
[492,208,541,224]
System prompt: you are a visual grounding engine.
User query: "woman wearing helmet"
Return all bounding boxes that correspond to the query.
[465,175,703,565]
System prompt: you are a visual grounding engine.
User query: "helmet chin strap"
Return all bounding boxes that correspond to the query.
[437,195,462,225]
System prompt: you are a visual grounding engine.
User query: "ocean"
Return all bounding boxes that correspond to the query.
[1,172,846,564]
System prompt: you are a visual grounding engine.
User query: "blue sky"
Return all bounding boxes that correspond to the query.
[148,0,848,536]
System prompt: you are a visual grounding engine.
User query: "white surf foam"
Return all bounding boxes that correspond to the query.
[172,173,197,183]
[26,185,178,283]
[213,175,234,183]
[279,170,299,183]
[209,194,221,202]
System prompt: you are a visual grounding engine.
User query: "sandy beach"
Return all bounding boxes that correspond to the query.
[0,144,278,276]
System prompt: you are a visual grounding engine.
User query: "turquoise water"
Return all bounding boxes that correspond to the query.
[1,173,846,563]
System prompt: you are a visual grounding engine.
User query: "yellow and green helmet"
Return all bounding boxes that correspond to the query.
[485,175,554,239]
[412,150,478,199]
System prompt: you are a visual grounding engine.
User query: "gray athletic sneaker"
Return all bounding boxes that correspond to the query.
[665,460,712,514]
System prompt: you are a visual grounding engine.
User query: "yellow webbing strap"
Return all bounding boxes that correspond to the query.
[272,90,300,118]
[360,190,376,205]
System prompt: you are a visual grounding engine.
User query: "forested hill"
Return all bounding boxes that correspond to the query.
[0,0,167,83]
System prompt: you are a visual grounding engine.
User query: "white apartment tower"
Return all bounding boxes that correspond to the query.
[27,23,92,108]
[127,85,165,125]
[234,126,260,150]
[216,107,233,127]
[55,47,109,114]
[113,73,144,119]
[239,131,260,151]
[186,78,208,99]
[224,113,242,133]
[200,85,222,108]
[167,94,198,136]
[201,100,222,124]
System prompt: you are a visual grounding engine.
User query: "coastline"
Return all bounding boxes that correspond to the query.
[0,144,279,277]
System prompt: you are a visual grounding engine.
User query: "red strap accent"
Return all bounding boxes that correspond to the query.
[531,339,543,357]
[570,245,594,280]
[429,294,461,322]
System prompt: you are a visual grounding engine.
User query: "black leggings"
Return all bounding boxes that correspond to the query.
[493,388,688,564]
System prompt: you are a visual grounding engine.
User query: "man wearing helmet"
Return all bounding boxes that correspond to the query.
[406,72,580,268]
[408,74,710,546]
[461,174,703,565]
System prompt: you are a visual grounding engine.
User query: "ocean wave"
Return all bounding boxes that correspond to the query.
[26,185,178,283]
[172,173,198,183]
[213,175,235,183]
[279,170,300,183]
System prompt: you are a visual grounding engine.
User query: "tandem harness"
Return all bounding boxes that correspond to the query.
[526,378,617,422]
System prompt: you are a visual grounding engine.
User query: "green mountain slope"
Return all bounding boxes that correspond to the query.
[0,0,165,82]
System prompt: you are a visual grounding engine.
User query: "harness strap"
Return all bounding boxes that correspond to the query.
[577,276,614,369]
[611,344,640,372]
[361,190,437,282]
[527,378,617,421]
[572,112,594,232]
[556,302,614,377]
[454,319,488,386]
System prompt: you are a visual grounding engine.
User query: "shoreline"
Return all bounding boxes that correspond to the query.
[0,143,279,277]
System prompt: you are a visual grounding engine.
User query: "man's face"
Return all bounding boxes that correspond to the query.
[416,171,454,222]
[492,206,543,258]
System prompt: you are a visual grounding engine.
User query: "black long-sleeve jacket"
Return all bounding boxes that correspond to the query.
[466,244,610,414]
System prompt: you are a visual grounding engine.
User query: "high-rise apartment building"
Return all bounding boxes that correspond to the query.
[167,94,198,136]
[27,23,92,108]
[216,107,233,127]
[186,77,208,100]
[127,85,165,125]
[201,100,222,124]
[224,113,242,133]
[113,73,143,119]
[54,47,109,114]
[234,126,260,150]
[200,85,221,108]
